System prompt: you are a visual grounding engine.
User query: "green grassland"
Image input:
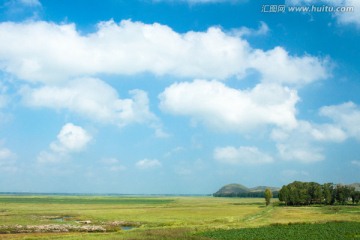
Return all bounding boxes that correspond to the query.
[200,222,360,240]
[0,195,359,239]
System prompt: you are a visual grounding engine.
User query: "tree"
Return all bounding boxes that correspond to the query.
[279,185,290,205]
[323,183,334,205]
[278,181,358,206]
[335,185,353,205]
[264,188,273,206]
[308,182,323,204]
[351,191,360,204]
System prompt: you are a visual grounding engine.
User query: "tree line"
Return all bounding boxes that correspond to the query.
[214,191,279,198]
[278,181,360,206]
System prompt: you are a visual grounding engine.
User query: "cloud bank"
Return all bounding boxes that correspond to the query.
[21,78,165,135]
[159,80,299,132]
[0,20,328,85]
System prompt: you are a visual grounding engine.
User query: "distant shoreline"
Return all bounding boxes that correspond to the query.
[0,192,212,197]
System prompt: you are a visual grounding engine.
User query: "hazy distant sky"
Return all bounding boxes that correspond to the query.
[0,0,359,194]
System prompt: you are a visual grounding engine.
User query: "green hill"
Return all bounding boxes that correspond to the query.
[213,184,250,196]
[213,184,279,198]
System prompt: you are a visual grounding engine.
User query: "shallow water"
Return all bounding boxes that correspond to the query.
[51,216,72,222]
[120,226,134,230]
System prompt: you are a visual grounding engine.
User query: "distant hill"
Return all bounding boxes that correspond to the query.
[214,184,250,196]
[213,184,280,198]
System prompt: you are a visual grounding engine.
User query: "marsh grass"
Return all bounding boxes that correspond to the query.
[0,196,359,239]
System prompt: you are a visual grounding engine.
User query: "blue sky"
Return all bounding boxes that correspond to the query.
[0,0,359,194]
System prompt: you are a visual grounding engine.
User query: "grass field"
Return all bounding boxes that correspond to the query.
[200,222,360,240]
[0,195,359,239]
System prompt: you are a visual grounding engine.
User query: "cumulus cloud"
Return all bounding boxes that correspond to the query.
[271,120,347,143]
[320,101,360,140]
[250,47,329,86]
[306,123,347,142]
[269,101,360,163]
[271,102,360,143]
[270,120,340,163]
[136,159,162,169]
[0,20,328,85]
[50,123,92,153]
[37,123,91,163]
[21,78,164,134]
[214,146,273,164]
[159,79,299,132]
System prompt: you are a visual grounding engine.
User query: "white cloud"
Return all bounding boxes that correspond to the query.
[214,146,273,164]
[286,0,360,27]
[271,120,340,163]
[0,147,18,173]
[335,0,360,27]
[269,101,360,164]
[272,120,347,143]
[232,21,269,37]
[250,47,329,86]
[159,80,299,132]
[50,123,92,153]
[21,78,164,134]
[269,102,360,162]
[37,123,91,163]
[307,123,347,142]
[277,143,324,163]
[136,159,162,169]
[320,102,360,140]
[0,20,328,85]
